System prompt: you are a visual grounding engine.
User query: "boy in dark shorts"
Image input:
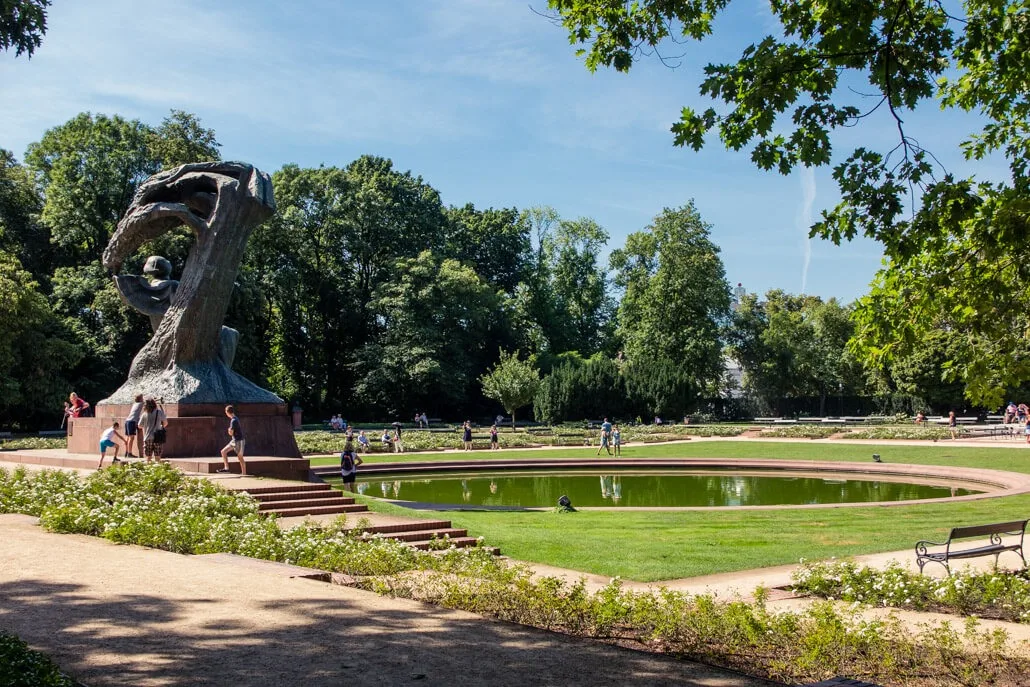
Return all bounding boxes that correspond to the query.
[217,405,246,475]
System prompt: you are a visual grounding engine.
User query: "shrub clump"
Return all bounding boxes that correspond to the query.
[792,559,1030,623]
[0,631,75,686]
[761,425,842,439]
[0,463,491,576]
[0,437,67,451]
[847,426,955,440]
[371,571,1029,686]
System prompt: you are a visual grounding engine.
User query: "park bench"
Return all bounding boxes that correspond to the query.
[962,424,1016,440]
[915,520,1028,575]
[0,431,12,439]
[38,429,66,437]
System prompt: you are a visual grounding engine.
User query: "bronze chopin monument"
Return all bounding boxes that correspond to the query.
[66,162,302,469]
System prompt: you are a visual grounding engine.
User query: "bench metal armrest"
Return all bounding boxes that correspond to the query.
[915,539,947,556]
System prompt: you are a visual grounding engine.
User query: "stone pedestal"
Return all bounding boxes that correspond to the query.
[68,402,301,459]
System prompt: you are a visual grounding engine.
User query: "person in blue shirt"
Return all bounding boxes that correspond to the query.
[596,417,613,456]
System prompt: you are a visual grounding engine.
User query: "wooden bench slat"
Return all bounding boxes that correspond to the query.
[950,521,1028,539]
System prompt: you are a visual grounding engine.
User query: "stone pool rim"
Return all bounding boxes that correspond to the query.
[330,458,1030,511]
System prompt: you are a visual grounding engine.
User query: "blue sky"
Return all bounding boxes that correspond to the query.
[0,1,1000,302]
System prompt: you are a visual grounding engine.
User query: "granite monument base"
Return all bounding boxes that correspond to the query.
[68,402,302,459]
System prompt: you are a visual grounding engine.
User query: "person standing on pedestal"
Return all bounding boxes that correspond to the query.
[217,405,246,475]
[140,398,167,463]
[123,394,144,458]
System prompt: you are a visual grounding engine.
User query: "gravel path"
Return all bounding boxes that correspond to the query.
[0,514,777,687]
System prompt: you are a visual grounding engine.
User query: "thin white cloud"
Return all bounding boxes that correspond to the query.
[798,167,816,294]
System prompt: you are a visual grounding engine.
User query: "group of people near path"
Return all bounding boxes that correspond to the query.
[72,391,246,474]
[595,418,622,456]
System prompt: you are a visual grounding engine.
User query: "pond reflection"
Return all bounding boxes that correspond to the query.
[359,471,980,508]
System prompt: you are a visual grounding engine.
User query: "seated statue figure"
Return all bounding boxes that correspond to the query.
[114,255,239,368]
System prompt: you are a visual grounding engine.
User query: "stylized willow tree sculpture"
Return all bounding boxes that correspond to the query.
[102,162,280,404]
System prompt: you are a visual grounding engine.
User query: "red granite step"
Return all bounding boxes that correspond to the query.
[237,483,332,496]
[368,527,468,543]
[271,503,370,517]
[360,520,453,535]
[250,490,354,503]
[408,536,482,550]
[257,497,355,511]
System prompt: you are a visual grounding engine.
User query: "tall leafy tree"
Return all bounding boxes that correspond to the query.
[548,217,613,354]
[549,0,1030,404]
[253,158,449,414]
[342,155,448,326]
[252,164,353,411]
[1,0,50,57]
[445,204,531,294]
[480,349,541,429]
[0,253,80,427]
[354,251,498,416]
[862,328,967,414]
[25,113,157,263]
[521,206,613,356]
[610,203,730,391]
[727,291,861,415]
[149,109,221,168]
[0,149,49,282]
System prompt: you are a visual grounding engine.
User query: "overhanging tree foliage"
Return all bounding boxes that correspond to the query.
[0,0,50,57]
[549,0,1030,406]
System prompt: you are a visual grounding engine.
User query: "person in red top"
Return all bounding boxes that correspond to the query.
[65,392,90,418]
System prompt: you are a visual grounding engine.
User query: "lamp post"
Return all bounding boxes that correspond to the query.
[839,382,844,418]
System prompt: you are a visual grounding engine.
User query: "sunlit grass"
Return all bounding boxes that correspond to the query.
[324,440,1030,581]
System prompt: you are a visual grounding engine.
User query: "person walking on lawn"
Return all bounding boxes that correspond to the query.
[98,421,126,468]
[596,417,613,456]
[217,405,246,475]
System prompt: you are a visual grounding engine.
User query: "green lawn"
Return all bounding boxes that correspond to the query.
[321,440,1030,581]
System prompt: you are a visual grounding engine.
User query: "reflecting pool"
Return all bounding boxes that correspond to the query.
[353,470,981,508]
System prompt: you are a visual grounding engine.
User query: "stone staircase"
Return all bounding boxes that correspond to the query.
[358,518,481,551]
[241,483,368,518]
[224,481,487,551]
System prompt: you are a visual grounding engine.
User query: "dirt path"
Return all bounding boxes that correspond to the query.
[0,514,777,687]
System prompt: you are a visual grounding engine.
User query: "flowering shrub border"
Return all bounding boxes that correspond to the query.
[792,559,1030,623]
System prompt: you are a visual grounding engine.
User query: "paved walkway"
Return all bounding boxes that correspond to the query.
[0,514,776,687]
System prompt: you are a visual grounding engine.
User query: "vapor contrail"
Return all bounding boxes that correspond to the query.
[799,167,816,294]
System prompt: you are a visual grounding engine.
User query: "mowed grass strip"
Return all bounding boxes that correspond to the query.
[321,440,1030,581]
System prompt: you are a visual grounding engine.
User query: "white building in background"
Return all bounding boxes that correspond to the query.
[731,282,746,311]
[722,356,745,398]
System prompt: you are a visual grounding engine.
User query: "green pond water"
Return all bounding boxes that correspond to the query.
[347,470,980,508]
